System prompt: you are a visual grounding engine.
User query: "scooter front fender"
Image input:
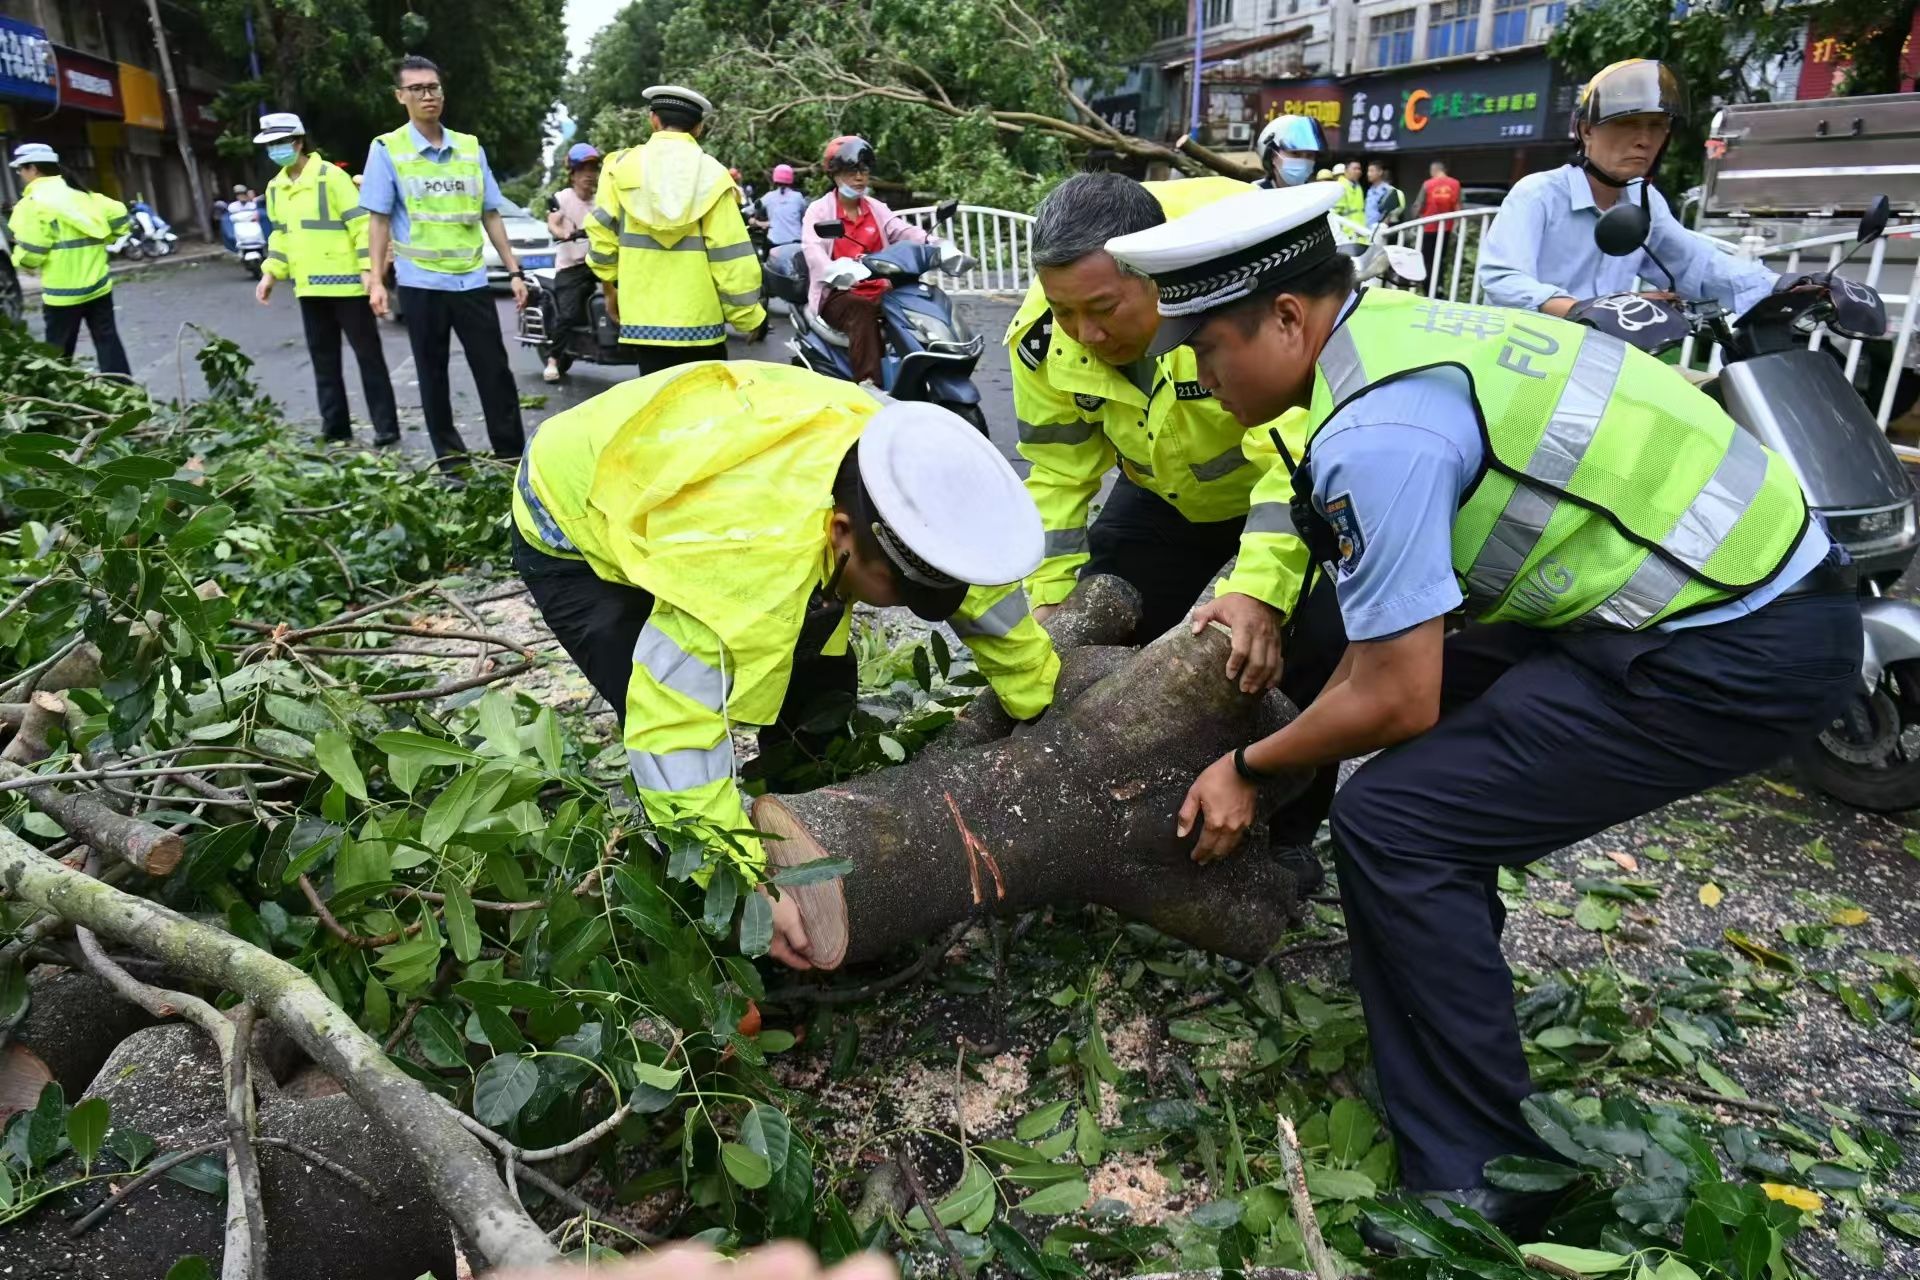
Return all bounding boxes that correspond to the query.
[1860,594,1920,689]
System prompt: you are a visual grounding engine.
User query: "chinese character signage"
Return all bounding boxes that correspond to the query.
[1345,55,1557,152]
[0,17,57,108]
[1089,92,1141,138]
[1259,80,1345,132]
[1797,12,1918,99]
[54,46,122,116]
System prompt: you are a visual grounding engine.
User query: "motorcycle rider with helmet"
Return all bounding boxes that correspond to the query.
[800,136,963,385]
[760,164,808,249]
[1479,59,1777,319]
[541,141,603,382]
[1253,114,1330,190]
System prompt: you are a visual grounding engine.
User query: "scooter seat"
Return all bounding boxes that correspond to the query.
[805,311,851,349]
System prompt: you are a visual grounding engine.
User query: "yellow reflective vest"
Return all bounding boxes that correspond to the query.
[8,176,127,307]
[374,123,486,274]
[512,361,1059,871]
[1006,176,1313,615]
[586,131,766,345]
[263,152,370,297]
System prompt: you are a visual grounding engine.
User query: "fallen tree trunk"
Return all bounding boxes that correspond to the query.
[755,616,1317,969]
[0,969,156,1117]
[0,828,559,1272]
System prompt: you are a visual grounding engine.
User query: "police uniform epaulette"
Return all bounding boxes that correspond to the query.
[1014,309,1052,372]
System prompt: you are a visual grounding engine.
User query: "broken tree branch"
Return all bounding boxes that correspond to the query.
[0,830,558,1270]
[1278,1114,1339,1280]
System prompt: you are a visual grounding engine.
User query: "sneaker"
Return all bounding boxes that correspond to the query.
[542,359,561,383]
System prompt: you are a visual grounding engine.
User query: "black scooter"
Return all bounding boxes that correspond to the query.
[512,230,641,373]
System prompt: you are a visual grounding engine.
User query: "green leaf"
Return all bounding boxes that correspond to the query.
[739,890,773,957]
[989,1221,1055,1280]
[165,1259,214,1280]
[1694,1059,1749,1100]
[1682,1199,1727,1263]
[472,1053,539,1126]
[0,1158,13,1210]
[1574,895,1621,932]
[632,1060,683,1091]
[908,1157,995,1229]
[413,1007,469,1069]
[976,1139,1047,1166]
[165,1152,228,1195]
[1884,1211,1920,1240]
[721,1141,772,1189]
[1615,1180,1692,1228]
[26,1082,66,1168]
[742,1102,793,1173]
[1836,1214,1883,1268]
[442,882,481,962]
[531,706,563,772]
[703,866,740,936]
[1018,1175,1089,1217]
[453,978,563,1010]
[1519,1244,1632,1275]
[65,1096,109,1172]
[1074,1105,1104,1166]
[1730,1213,1774,1280]
[877,735,906,763]
[1303,1165,1376,1201]
[477,691,522,758]
[768,856,854,888]
[1484,1155,1582,1192]
[168,502,234,551]
[376,731,482,765]
[313,729,369,802]
[1167,1018,1225,1044]
[362,975,393,1036]
[1328,1097,1378,1165]
[107,1126,155,1171]
[1016,1099,1072,1140]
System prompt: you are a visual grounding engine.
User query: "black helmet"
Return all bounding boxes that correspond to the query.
[823,135,875,175]
[1572,60,1688,134]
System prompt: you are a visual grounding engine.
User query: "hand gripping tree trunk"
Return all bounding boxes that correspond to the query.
[753,577,1317,969]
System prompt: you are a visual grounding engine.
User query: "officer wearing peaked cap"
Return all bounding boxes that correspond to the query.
[511,361,1060,968]
[1107,184,1859,1242]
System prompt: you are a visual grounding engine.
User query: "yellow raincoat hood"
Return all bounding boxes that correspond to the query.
[610,132,734,246]
[25,176,112,240]
[587,361,881,721]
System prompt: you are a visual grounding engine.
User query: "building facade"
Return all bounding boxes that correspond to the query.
[0,0,228,234]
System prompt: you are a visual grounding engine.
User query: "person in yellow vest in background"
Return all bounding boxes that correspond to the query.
[7,143,132,379]
[251,113,400,447]
[360,54,527,465]
[586,84,768,377]
[511,362,1059,967]
[1007,172,1345,876]
[1332,158,1367,242]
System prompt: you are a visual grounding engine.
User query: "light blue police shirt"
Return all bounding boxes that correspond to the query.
[761,186,809,246]
[358,122,505,292]
[1309,320,1826,642]
[1478,165,1776,316]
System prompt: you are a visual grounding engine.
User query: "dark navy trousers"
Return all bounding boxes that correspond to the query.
[1329,589,1861,1190]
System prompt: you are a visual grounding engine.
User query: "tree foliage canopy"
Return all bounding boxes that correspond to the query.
[184,0,567,178]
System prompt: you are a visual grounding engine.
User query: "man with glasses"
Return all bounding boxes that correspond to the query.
[360,54,527,464]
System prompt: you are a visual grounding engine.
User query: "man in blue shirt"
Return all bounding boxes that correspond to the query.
[1479,59,1775,317]
[1363,160,1403,229]
[1106,183,1858,1244]
[359,55,527,463]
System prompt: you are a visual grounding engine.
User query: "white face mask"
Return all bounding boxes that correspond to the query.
[837,182,863,201]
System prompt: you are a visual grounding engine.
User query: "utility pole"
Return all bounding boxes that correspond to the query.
[145,0,206,229]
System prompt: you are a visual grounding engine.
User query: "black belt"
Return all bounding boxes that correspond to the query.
[1776,559,1857,600]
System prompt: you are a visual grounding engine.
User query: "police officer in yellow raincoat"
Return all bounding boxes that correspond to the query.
[512,361,1060,967]
[7,143,131,377]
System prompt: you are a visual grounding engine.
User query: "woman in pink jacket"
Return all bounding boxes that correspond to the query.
[800,136,931,385]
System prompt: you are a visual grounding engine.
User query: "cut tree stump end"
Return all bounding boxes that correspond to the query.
[755,795,850,970]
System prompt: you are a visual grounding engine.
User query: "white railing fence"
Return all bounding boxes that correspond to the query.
[896,204,1035,296]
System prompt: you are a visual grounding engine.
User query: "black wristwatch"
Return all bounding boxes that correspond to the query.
[1232,745,1268,783]
[508,269,526,280]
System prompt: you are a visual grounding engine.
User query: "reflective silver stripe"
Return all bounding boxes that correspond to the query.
[355,248,371,260]
[317,180,330,222]
[1043,528,1089,558]
[515,457,578,553]
[951,591,1030,639]
[1018,419,1100,447]
[408,210,483,224]
[706,241,755,262]
[718,288,762,307]
[628,741,734,792]
[621,231,703,251]
[392,242,481,261]
[43,277,109,296]
[13,241,48,254]
[633,621,730,710]
[1243,502,1296,536]
[1123,457,1156,477]
[267,249,289,262]
[1588,428,1774,629]
[1190,445,1249,482]
[1317,324,1368,403]
[301,219,348,231]
[588,248,617,266]
[591,206,618,229]
[343,206,369,222]
[51,236,105,249]
[1464,333,1626,603]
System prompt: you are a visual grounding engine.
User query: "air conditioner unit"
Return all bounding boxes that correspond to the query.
[1226,121,1253,143]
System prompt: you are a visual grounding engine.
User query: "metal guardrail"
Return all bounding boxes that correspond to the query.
[895,204,1035,295]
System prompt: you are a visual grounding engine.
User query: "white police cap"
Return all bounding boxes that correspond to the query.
[857,402,1042,619]
[252,112,306,144]
[9,142,58,169]
[643,84,713,120]
[1107,183,1342,357]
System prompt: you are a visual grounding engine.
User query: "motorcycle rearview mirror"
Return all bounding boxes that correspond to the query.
[1858,194,1890,245]
[1594,202,1650,257]
[936,199,959,225]
[813,220,844,239]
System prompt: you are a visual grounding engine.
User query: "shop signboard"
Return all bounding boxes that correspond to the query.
[1258,79,1346,134]
[0,16,57,108]
[1345,55,1555,153]
[54,45,121,117]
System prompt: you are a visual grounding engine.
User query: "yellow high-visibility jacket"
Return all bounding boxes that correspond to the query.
[511,361,1059,871]
[263,152,370,297]
[8,176,126,306]
[1006,177,1313,615]
[586,131,766,345]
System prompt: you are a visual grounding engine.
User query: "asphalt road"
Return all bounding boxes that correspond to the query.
[33,260,1030,467]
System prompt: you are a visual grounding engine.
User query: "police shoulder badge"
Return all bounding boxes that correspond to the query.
[1322,491,1365,578]
[1014,311,1052,371]
[1073,392,1105,412]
